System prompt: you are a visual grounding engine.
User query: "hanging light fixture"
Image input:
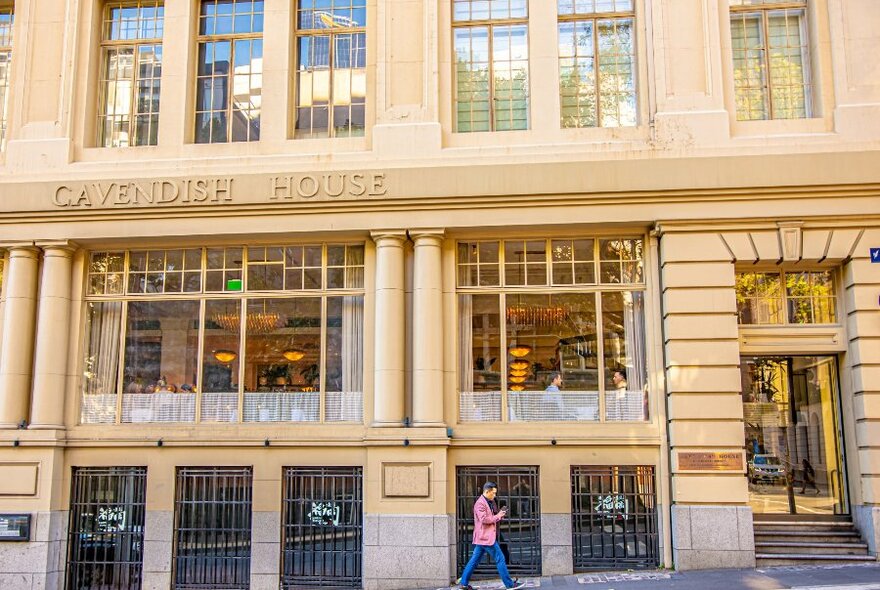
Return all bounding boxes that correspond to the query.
[213,349,237,363]
[508,343,532,358]
[508,375,526,384]
[509,384,525,392]
[509,368,528,378]
[509,359,529,371]
[282,349,305,362]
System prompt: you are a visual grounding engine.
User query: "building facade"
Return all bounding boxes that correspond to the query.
[0,0,878,589]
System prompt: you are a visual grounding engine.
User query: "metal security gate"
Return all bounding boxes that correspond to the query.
[173,467,253,590]
[66,467,147,590]
[456,466,541,578]
[281,467,363,589]
[571,466,659,570]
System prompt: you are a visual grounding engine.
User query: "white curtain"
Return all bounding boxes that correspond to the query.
[341,295,364,393]
[86,301,123,395]
[458,294,474,392]
[623,291,646,391]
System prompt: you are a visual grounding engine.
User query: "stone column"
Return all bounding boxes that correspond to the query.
[371,231,407,426]
[30,244,76,429]
[411,230,445,427]
[0,246,40,428]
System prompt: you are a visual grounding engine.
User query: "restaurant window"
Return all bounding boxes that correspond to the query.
[195,0,263,143]
[457,238,648,423]
[558,0,636,128]
[80,245,365,425]
[729,0,812,120]
[736,269,836,325]
[453,0,529,132]
[0,4,12,147]
[98,1,164,147]
[294,0,366,138]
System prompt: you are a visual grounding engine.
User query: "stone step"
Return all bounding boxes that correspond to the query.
[755,553,877,567]
[755,541,869,556]
[755,531,862,543]
[754,521,856,533]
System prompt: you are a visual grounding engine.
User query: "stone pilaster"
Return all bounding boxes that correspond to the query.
[0,246,40,428]
[411,230,445,427]
[844,230,880,555]
[371,231,407,426]
[660,231,754,570]
[30,244,76,430]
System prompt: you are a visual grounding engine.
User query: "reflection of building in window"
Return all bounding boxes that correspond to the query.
[729,0,812,120]
[0,5,12,148]
[99,1,164,147]
[295,1,366,138]
[453,0,529,132]
[558,0,636,128]
[196,0,263,143]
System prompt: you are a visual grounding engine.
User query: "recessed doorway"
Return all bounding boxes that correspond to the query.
[740,356,847,516]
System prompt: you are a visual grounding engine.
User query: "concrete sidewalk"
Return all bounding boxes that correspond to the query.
[421,563,880,590]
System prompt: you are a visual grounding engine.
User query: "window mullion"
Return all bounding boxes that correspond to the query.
[488,24,495,131]
[329,32,335,137]
[130,43,140,145]
[500,291,508,423]
[195,299,206,423]
[763,10,774,120]
[238,296,247,423]
[114,299,129,425]
[595,290,606,423]
[594,18,601,126]
[319,295,328,422]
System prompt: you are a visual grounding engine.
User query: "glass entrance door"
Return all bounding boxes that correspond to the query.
[740,356,847,516]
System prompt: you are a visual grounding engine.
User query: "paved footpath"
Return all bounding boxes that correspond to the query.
[420,563,880,590]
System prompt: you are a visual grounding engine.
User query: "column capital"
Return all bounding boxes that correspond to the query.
[409,229,445,245]
[0,243,40,258]
[35,240,78,256]
[370,230,408,245]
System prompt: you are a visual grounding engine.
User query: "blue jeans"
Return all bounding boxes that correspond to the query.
[460,541,514,588]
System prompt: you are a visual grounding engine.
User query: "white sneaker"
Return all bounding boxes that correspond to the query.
[507,581,526,590]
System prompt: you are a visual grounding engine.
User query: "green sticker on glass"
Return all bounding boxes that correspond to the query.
[226,278,243,291]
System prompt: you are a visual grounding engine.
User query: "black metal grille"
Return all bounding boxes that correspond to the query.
[173,467,253,590]
[571,466,659,570]
[281,467,363,589]
[456,466,541,578]
[66,466,147,590]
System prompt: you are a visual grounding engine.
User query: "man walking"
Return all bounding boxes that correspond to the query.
[459,482,525,590]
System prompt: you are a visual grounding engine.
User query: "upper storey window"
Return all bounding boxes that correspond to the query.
[558,0,636,128]
[453,0,529,132]
[0,4,13,147]
[729,0,812,120]
[294,0,366,138]
[196,0,263,143]
[99,2,164,147]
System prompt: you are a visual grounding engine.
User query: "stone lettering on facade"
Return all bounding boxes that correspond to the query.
[51,178,234,208]
[269,172,387,200]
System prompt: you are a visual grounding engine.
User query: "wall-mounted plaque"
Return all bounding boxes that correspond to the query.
[678,451,743,472]
[0,514,31,541]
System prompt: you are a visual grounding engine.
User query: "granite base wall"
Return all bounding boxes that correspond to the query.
[363,514,454,590]
[541,513,572,576]
[671,505,755,570]
[0,511,67,590]
[853,504,880,557]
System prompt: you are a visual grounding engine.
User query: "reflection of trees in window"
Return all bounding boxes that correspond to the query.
[736,270,835,325]
[196,0,263,143]
[99,2,164,147]
[453,1,529,132]
[558,0,636,128]
[295,0,366,138]
[729,0,811,120]
[0,5,12,148]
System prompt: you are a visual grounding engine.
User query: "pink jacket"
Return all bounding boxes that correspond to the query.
[472,495,503,546]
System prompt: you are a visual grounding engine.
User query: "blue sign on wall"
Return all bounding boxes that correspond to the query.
[871,248,880,263]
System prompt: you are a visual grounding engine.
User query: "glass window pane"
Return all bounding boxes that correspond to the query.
[81,302,124,424]
[602,291,647,421]
[122,300,199,422]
